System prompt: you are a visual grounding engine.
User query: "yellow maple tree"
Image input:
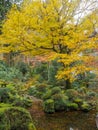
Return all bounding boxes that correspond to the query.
[0,0,98,85]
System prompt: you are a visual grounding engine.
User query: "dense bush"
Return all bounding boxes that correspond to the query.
[73,98,83,106]
[81,102,91,112]
[51,87,62,95]
[0,104,36,130]
[86,91,96,97]
[43,99,55,113]
[0,60,31,82]
[65,89,80,100]
[0,84,32,108]
[28,86,37,96]
[52,94,68,111]
[12,96,32,108]
[16,62,29,76]
[42,90,52,100]
[66,102,79,110]
[36,83,47,92]
[28,83,95,113]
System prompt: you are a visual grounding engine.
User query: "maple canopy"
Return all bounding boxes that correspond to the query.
[0,0,98,81]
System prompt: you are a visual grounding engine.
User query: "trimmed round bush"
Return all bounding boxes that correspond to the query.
[87,91,96,97]
[0,104,36,130]
[66,102,79,110]
[36,83,47,92]
[81,102,91,112]
[42,90,52,100]
[51,87,61,95]
[77,87,87,93]
[43,99,55,113]
[73,98,83,106]
[65,89,79,100]
[52,94,68,111]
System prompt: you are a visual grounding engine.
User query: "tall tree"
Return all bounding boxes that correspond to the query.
[0,0,98,87]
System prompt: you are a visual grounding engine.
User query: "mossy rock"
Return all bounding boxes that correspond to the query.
[43,99,55,113]
[81,102,91,112]
[0,104,36,130]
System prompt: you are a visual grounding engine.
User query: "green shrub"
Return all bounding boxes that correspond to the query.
[16,62,29,76]
[81,102,91,112]
[43,99,55,113]
[73,98,83,106]
[36,83,47,92]
[52,94,68,111]
[0,85,32,108]
[87,91,96,97]
[77,87,87,93]
[34,91,43,99]
[6,83,17,94]
[12,96,32,108]
[51,87,61,95]
[28,86,37,96]
[42,90,52,100]
[66,102,79,110]
[0,87,10,102]
[0,104,36,130]
[65,89,79,100]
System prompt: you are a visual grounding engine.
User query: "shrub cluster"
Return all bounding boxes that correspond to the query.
[28,84,95,113]
[0,103,36,130]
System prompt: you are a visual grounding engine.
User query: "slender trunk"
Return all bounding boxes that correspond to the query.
[66,79,71,89]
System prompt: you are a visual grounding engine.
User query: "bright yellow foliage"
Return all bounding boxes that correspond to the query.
[0,0,98,81]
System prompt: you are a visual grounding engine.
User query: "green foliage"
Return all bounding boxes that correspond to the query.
[12,96,32,108]
[65,89,80,100]
[72,72,96,88]
[52,94,68,111]
[36,83,47,92]
[16,62,29,76]
[0,83,32,108]
[0,61,31,82]
[28,86,37,96]
[66,102,79,110]
[73,98,83,106]
[0,87,10,102]
[81,102,91,112]
[30,60,63,85]
[43,99,55,113]
[32,63,48,82]
[0,0,12,33]
[42,90,52,100]
[51,87,62,95]
[86,91,96,97]
[77,87,87,94]
[28,81,95,112]
[47,60,61,84]
[0,104,36,130]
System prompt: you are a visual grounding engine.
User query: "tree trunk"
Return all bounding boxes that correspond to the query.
[66,79,71,89]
